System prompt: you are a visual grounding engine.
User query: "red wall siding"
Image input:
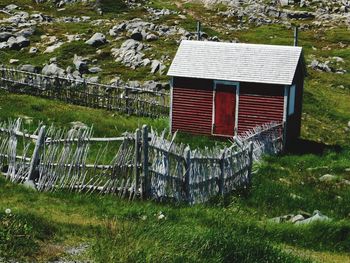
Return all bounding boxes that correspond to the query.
[172,77,213,135]
[238,83,284,134]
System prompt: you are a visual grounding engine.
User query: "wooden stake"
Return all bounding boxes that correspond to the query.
[134,128,141,198]
[28,125,46,182]
[142,125,149,199]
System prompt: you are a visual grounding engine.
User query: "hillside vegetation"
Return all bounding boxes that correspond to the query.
[0,0,349,262]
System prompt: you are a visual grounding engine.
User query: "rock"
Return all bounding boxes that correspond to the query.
[85,33,107,47]
[0,42,9,49]
[19,64,37,73]
[88,67,102,73]
[42,63,65,76]
[29,47,38,54]
[9,59,19,64]
[73,54,89,74]
[130,32,143,41]
[7,36,30,50]
[319,174,338,182]
[151,59,165,74]
[0,32,13,43]
[143,58,151,67]
[23,180,37,190]
[86,76,99,83]
[295,210,331,225]
[291,214,305,223]
[16,27,35,38]
[145,33,159,41]
[49,57,57,64]
[310,59,332,72]
[70,121,88,130]
[4,4,18,12]
[340,6,348,13]
[44,42,64,53]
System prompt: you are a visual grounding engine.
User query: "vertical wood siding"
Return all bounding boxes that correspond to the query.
[172,77,213,135]
[238,83,284,134]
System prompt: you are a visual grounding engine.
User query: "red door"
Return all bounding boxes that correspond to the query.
[213,84,236,136]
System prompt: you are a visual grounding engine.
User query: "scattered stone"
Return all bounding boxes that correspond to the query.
[16,27,35,38]
[88,67,102,73]
[7,36,30,50]
[295,210,331,225]
[42,63,65,76]
[18,64,38,73]
[29,47,38,54]
[49,57,57,64]
[44,42,64,53]
[319,174,338,182]
[0,32,13,43]
[70,121,88,130]
[85,33,107,47]
[23,180,37,190]
[86,76,99,83]
[4,4,18,13]
[146,33,159,41]
[73,54,89,74]
[130,31,143,41]
[151,59,165,74]
[269,210,331,225]
[9,59,19,64]
[291,214,305,223]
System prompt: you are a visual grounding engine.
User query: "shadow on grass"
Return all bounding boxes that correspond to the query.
[287,138,342,155]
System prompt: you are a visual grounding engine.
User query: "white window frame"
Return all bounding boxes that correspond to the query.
[212,80,240,137]
[288,84,296,116]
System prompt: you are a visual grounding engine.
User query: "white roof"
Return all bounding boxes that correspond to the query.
[167,40,303,85]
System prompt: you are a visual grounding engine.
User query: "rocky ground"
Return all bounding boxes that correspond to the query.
[0,0,349,90]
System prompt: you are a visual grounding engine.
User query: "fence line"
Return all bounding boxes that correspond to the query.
[0,119,284,204]
[0,66,169,118]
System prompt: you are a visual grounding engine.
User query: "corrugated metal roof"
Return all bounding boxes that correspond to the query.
[167,40,303,85]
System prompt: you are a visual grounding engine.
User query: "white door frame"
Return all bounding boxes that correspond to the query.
[212,80,240,137]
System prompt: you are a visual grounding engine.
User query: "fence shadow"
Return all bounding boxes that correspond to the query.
[286,138,342,155]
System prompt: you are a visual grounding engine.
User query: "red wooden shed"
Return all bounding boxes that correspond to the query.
[167,40,305,146]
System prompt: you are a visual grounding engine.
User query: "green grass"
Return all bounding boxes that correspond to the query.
[1,1,350,262]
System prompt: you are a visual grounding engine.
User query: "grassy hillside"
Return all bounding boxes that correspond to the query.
[0,0,350,262]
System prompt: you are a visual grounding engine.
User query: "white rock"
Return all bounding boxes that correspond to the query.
[319,174,338,182]
[23,180,37,190]
[9,59,19,64]
[44,42,64,53]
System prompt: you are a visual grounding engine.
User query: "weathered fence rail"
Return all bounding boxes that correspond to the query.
[0,119,283,204]
[0,67,169,118]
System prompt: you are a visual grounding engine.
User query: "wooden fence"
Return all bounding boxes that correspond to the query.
[0,67,169,118]
[0,119,283,204]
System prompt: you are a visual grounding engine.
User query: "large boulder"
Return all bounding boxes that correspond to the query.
[7,36,30,50]
[0,32,13,43]
[42,63,65,76]
[85,33,107,47]
[73,54,89,74]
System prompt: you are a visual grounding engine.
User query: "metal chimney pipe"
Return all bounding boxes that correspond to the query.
[294,26,299,46]
[197,21,201,41]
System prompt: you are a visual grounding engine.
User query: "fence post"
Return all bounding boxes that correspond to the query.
[142,125,149,199]
[247,142,254,185]
[27,125,46,185]
[184,146,191,203]
[134,128,141,198]
[218,149,226,196]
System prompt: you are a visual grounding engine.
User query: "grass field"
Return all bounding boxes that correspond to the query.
[1,0,350,262]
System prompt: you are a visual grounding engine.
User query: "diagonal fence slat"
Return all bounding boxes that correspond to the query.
[0,66,169,118]
[0,119,284,204]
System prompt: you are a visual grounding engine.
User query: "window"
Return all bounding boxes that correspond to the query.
[288,85,296,115]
